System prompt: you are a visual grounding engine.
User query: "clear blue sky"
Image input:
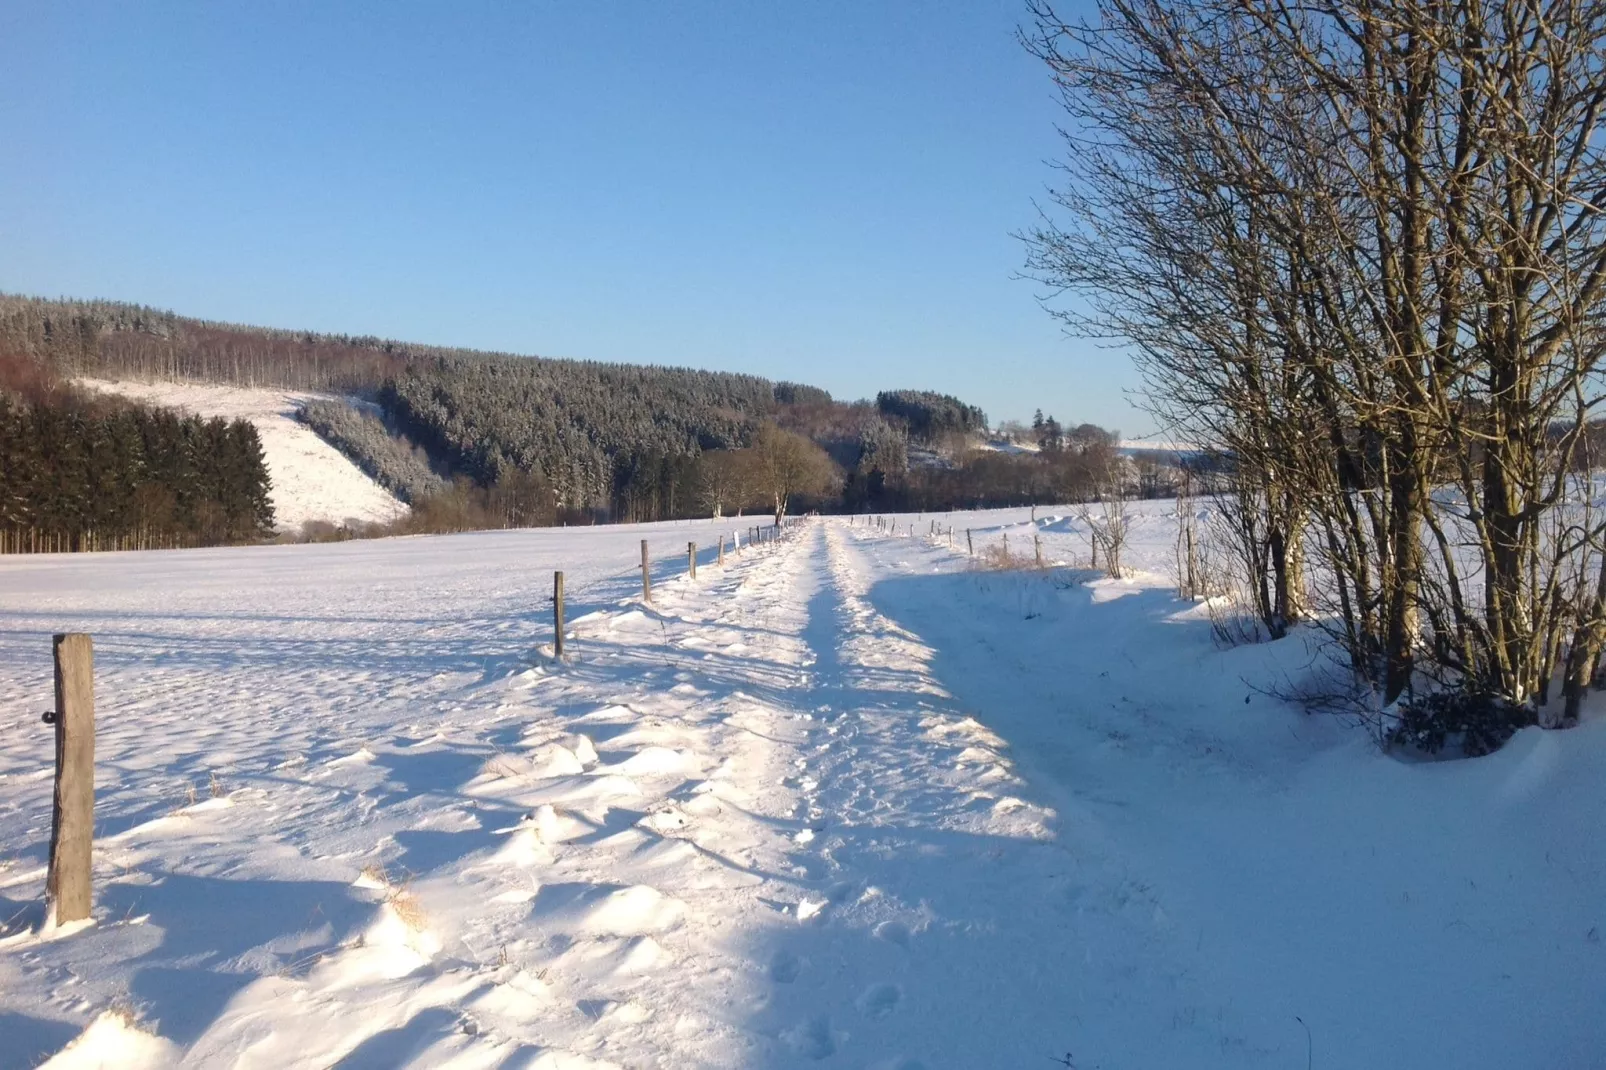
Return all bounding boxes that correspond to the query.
[0,1,1148,434]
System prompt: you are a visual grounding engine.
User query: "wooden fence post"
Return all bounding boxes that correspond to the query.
[641,540,652,604]
[1004,533,1010,561]
[47,633,94,925]
[554,572,565,658]
[688,542,697,579]
[718,535,725,567]
[1035,532,1043,568]
[966,529,973,555]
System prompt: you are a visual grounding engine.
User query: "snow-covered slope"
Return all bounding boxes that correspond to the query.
[78,379,407,533]
[0,509,1600,1068]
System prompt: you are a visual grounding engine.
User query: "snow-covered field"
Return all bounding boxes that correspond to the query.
[78,380,407,533]
[1,508,1602,1068]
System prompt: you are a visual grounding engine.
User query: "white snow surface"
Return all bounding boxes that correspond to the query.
[1,507,1602,1068]
[77,379,408,533]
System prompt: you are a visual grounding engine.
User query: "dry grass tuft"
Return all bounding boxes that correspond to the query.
[972,543,1048,572]
[360,863,429,931]
[386,885,428,931]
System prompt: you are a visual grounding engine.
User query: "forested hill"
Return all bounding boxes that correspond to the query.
[0,295,791,509]
[0,355,275,551]
[3,294,1052,524]
[0,294,778,405]
[381,356,773,507]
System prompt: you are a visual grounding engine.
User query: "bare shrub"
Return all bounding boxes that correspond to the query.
[1079,490,1129,579]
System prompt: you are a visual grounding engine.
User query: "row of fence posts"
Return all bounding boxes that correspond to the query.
[551,519,798,660]
[28,518,809,928]
[850,512,1045,567]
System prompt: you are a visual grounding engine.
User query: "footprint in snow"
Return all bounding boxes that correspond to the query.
[856,982,902,1019]
[769,950,801,983]
[826,880,860,904]
[782,1015,837,1061]
[873,920,911,948]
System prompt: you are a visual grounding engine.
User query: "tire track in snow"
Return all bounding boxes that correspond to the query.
[733,522,1072,1068]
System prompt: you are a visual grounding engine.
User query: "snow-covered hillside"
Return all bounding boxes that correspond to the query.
[0,509,1601,1068]
[78,380,407,533]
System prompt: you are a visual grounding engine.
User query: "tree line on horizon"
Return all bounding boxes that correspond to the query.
[0,294,1152,546]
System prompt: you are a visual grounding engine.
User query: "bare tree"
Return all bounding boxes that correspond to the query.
[1078,459,1130,578]
[748,424,840,524]
[696,449,758,518]
[1025,0,1606,728]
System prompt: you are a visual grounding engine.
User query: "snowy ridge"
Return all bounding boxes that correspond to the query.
[77,379,407,532]
[0,509,1601,1067]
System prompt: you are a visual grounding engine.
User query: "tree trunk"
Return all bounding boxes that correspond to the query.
[1383,461,1425,705]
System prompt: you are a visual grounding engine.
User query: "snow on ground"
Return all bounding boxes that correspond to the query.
[1117,438,1199,454]
[78,380,407,533]
[974,438,1039,455]
[1,508,1602,1068]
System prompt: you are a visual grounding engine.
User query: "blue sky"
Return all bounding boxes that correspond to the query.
[0,1,1147,434]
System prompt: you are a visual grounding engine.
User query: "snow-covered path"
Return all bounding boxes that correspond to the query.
[2,516,1602,1068]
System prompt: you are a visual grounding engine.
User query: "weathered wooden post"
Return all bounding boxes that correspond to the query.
[46,633,94,925]
[688,542,697,579]
[641,540,652,604]
[554,572,565,658]
[948,527,954,549]
[1004,533,1010,562]
[1031,505,1037,523]
[966,529,973,555]
[718,535,725,567]
[1035,532,1043,568]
